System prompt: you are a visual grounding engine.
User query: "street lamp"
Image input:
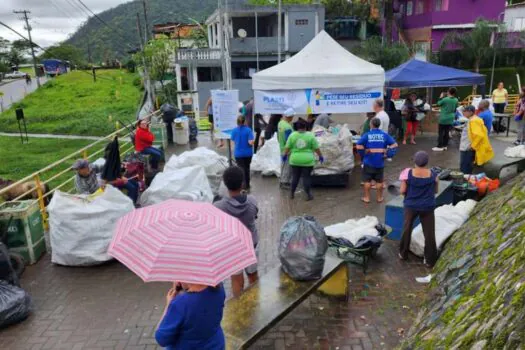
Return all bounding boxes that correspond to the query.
[490,11,505,93]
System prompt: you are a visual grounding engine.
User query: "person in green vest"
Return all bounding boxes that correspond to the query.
[433,87,459,152]
[278,108,294,188]
[282,119,324,201]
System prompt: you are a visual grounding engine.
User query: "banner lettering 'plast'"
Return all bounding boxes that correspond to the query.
[254,88,383,114]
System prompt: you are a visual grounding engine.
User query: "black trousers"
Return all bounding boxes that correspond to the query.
[437,124,451,148]
[291,166,313,196]
[400,208,437,266]
[253,127,262,154]
[235,157,252,189]
[493,103,506,114]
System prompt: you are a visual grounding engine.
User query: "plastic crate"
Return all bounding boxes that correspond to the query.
[150,123,168,149]
[0,201,46,265]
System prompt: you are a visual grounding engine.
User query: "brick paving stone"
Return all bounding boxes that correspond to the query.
[0,134,512,349]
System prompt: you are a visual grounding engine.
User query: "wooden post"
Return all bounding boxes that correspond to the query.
[33,174,49,231]
[83,150,88,159]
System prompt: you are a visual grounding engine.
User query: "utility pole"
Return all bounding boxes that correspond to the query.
[14,10,40,87]
[136,12,155,106]
[142,0,150,43]
[277,0,282,63]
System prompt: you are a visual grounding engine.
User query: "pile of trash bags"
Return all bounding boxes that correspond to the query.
[251,137,281,177]
[504,145,525,158]
[279,216,328,281]
[312,125,354,176]
[410,200,477,257]
[139,165,213,206]
[164,147,228,194]
[47,186,135,266]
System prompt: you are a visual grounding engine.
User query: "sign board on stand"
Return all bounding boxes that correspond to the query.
[211,89,239,139]
[254,88,382,114]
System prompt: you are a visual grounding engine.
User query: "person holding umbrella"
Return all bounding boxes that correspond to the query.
[108,199,258,349]
[156,282,226,349]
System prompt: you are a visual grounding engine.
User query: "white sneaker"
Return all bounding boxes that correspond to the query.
[432,147,445,152]
[443,147,448,151]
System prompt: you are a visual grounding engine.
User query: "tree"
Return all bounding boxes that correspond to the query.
[0,37,9,73]
[354,36,410,70]
[40,44,86,67]
[440,19,496,74]
[136,38,178,104]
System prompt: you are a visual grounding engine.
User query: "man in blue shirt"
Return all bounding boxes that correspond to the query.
[477,99,493,135]
[357,118,398,203]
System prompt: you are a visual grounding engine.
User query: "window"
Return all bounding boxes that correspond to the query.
[400,4,405,16]
[295,19,309,26]
[416,0,425,15]
[435,0,442,11]
[406,1,413,16]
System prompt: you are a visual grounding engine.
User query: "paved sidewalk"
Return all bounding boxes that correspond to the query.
[0,134,513,350]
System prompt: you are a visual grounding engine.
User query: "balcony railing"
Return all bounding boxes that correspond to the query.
[176,49,222,62]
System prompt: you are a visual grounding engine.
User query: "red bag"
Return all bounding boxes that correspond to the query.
[474,177,500,196]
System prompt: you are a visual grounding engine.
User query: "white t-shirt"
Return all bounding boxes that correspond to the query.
[375,110,390,133]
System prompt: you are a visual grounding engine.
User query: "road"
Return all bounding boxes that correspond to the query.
[0,76,48,111]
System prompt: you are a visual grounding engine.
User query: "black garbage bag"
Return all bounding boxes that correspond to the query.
[0,280,32,329]
[354,235,383,250]
[0,243,19,286]
[327,236,354,248]
[279,216,328,281]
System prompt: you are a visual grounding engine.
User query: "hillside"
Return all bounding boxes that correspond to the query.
[0,70,141,136]
[65,0,218,62]
[400,173,525,349]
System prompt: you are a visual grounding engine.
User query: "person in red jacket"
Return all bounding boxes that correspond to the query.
[135,119,163,169]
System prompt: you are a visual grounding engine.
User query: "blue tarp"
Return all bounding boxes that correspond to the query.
[385,59,486,88]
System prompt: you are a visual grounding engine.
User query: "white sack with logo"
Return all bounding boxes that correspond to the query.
[47,186,134,266]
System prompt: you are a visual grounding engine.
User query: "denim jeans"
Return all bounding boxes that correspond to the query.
[115,179,140,203]
[141,147,163,169]
[460,150,475,174]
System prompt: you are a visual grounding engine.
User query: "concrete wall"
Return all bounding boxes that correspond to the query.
[287,10,322,52]
[230,37,284,55]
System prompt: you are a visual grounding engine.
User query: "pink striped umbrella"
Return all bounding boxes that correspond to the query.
[108,199,256,285]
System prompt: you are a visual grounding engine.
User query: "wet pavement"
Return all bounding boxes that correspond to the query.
[0,77,47,111]
[0,132,514,350]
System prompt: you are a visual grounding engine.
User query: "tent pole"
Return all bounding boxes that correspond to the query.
[255,11,259,71]
[278,0,282,63]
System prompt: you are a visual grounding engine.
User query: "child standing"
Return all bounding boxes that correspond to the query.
[214,166,259,297]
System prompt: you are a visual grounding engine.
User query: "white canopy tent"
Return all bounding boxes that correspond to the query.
[253,30,385,114]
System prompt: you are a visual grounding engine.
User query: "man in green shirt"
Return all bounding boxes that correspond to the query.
[283,119,324,201]
[278,109,294,187]
[433,87,459,151]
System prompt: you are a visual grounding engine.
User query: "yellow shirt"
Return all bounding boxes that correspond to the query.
[492,88,508,104]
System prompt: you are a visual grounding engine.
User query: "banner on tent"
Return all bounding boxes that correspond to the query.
[254,88,383,114]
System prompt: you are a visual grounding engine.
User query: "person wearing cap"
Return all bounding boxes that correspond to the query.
[278,108,295,187]
[73,159,102,195]
[399,151,438,268]
[282,119,323,201]
[135,119,163,170]
[356,118,398,203]
[73,159,140,203]
[459,105,494,174]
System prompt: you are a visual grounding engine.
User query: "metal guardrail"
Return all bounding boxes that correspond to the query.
[461,94,519,113]
[0,110,161,230]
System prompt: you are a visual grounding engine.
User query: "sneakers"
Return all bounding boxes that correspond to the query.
[432,147,445,152]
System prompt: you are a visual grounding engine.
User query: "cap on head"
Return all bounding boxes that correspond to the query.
[284,108,295,118]
[72,159,89,170]
[414,151,429,167]
[464,105,476,113]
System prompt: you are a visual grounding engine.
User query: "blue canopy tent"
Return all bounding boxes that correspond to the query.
[385,59,486,89]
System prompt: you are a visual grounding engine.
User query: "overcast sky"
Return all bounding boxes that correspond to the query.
[0,0,130,47]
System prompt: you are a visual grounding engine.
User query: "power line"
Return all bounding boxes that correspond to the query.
[73,0,137,48]
[13,10,41,88]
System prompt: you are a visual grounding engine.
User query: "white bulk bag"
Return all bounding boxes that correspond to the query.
[312,125,354,175]
[410,200,477,257]
[47,186,134,266]
[164,147,228,194]
[251,137,281,177]
[139,165,213,206]
[324,216,379,246]
[504,145,525,158]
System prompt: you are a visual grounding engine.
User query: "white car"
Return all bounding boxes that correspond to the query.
[4,71,28,79]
